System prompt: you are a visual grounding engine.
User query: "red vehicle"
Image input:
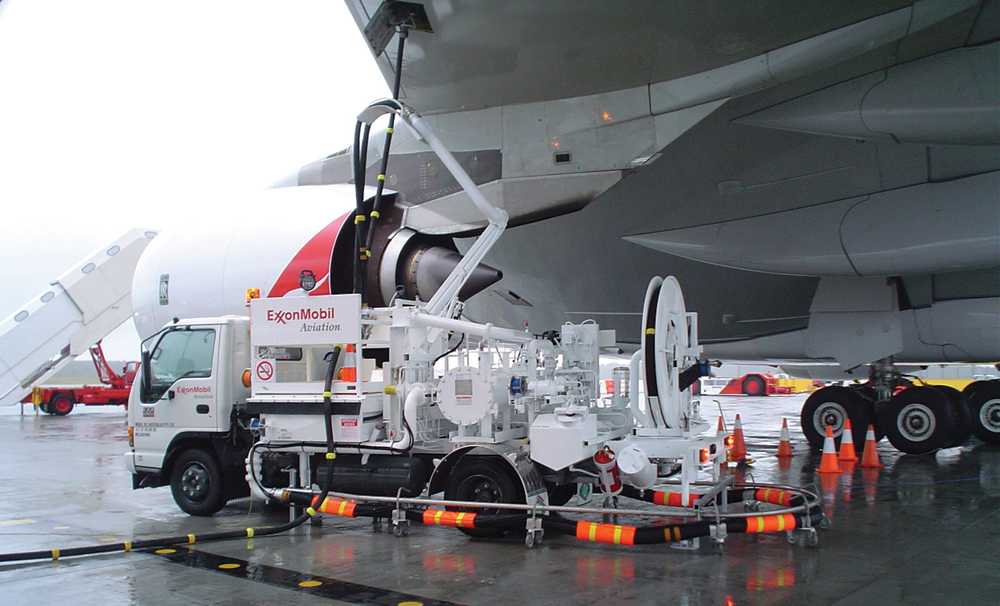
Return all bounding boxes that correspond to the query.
[697,373,793,397]
[24,342,138,416]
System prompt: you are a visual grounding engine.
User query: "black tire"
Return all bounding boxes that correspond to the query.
[856,385,885,441]
[171,448,226,516]
[49,394,74,416]
[968,381,1000,444]
[444,457,525,538]
[742,375,767,397]
[932,385,972,447]
[547,482,577,507]
[800,386,872,450]
[883,387,956,454]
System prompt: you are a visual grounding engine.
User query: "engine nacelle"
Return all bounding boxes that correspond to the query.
[131,184,501,340]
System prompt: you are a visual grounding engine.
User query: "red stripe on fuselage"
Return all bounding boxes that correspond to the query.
[267,212,350,298]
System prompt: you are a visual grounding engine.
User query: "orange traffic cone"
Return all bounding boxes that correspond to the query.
[730,414,748,462]
[859,424,884,468]
[838,419,859,461]
[777,418,794,458]
[717,416,726,434]
[817,425,842,474]
[337,344,357,382]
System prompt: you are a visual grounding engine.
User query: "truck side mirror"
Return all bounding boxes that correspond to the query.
[141,350,152,402]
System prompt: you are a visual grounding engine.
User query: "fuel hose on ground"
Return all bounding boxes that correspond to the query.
[285,490,825,547]
[0,347,344,564]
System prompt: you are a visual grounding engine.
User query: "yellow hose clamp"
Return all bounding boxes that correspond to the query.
[384,385,397,395]
[354,214,365,223]
[124,541,132,552]
[645,328,656,335]
[326,452,337,460]
[51,549,59,561]
[376,174,385,182]
[246,528,254,538]
[188,534,196,544]
[322,391,332,398]
[385,127,393,134]
[370,210,380,219]
[307,507,317,517]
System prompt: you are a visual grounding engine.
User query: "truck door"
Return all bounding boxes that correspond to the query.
[132,327,219,469]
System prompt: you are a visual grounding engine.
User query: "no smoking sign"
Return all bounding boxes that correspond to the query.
[256,360,275,382]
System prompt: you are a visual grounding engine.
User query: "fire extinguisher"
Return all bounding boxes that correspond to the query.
[593,447,622,496]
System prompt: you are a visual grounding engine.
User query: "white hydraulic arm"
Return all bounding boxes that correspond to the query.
[0,228,157,405]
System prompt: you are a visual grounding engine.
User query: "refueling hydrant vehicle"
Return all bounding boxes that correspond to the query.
[125,99,825,550]
[126,279,721,520]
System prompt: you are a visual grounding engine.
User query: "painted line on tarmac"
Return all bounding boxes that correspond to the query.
[148,547,463,606]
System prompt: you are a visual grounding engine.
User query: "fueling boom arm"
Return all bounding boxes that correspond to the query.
[0,229,157,405]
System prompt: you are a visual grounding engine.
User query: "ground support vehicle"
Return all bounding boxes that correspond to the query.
[699,373,793,397]
[24,342,138,416]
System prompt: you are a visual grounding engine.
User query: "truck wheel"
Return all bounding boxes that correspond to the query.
[884,387,956,454]
[742,375,766,397]
[800,386,871,450]
[968,381,1000,444]
[171,448,226,516]
[49,394,74,416]
[932,386,972,447]
[444,457,524,538]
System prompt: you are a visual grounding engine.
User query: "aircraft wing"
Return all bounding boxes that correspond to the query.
[346,0,920,115]
[311,1,998,370]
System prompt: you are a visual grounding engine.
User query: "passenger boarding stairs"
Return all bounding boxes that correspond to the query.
[0,229,157,406]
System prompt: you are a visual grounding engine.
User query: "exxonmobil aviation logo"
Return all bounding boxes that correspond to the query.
[177,386,211,396]
[266,307,336,324]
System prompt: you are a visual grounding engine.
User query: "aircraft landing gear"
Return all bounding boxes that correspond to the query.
[883,387,956,453]
[799,358,988,455]
[966,380,1000,444]
[800,386,873,449]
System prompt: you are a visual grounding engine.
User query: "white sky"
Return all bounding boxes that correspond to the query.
[0,0,389,359]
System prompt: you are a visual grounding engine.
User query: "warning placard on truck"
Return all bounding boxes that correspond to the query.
[249,294,362,346]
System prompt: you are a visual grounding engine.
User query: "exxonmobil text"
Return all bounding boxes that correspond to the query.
[267,307,336,324]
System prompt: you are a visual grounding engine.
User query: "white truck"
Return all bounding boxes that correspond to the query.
[124,280,728,531]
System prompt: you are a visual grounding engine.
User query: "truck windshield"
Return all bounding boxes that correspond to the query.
[149,328,216,393]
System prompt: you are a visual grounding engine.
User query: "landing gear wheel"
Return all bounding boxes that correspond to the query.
[968,381,1000,444]
[800,387,871,449]
[444,457,525,538]
[932,385,972,447]
[883,387,956,454]
[856,385,885,441]
[170,448,226,516]
[49,394,74,416]
[742,375,766,397]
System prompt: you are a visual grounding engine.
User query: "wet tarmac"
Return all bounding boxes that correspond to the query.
[1,395,997,606]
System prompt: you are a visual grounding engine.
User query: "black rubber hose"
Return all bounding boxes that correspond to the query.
[364,27,408,255]
[677,362,711,393]
[0,348,344,564]
[353,122,371,300]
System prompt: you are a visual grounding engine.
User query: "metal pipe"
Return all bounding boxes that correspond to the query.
[279,481,819,520]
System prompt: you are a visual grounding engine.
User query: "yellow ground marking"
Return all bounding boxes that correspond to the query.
[0,519,36,527]
[298,580,322,588]
[218,563,241,570]
[154,549,176,554]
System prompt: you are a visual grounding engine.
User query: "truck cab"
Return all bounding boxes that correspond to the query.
[124,316,252,515]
